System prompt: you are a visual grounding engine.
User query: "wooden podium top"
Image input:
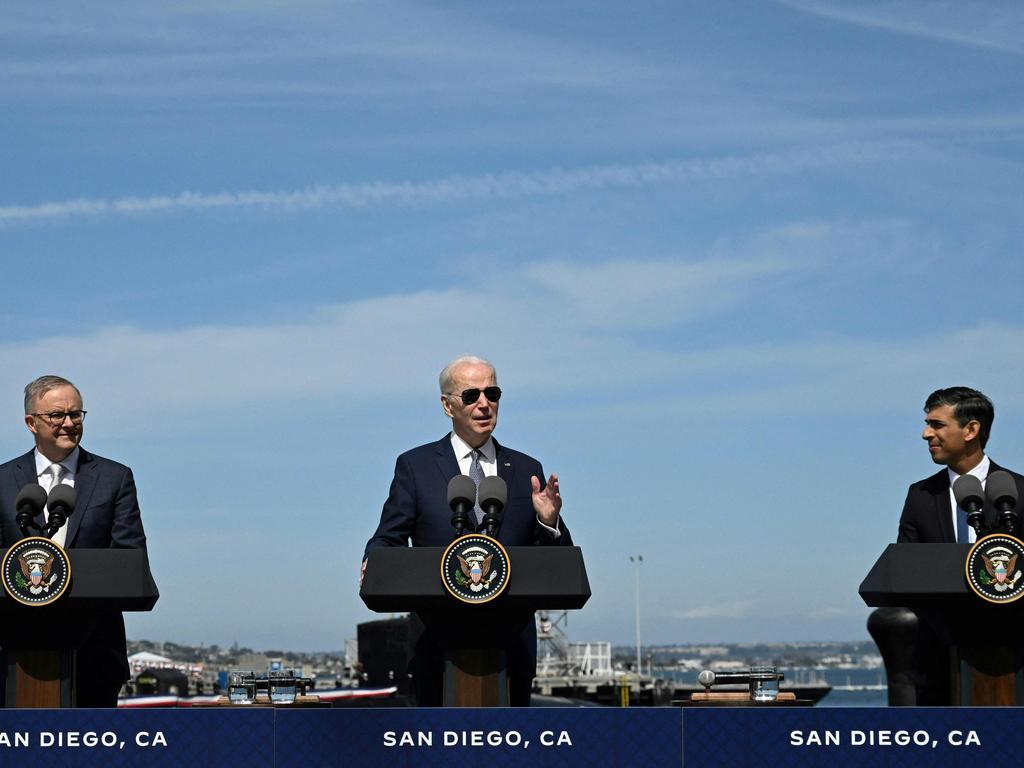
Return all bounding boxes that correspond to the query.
[675,691,813,707]
[191,695,328,708]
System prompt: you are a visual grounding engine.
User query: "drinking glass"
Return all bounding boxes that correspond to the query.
[228,670,256,704]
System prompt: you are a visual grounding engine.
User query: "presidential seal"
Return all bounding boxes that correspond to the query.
[440,534,510,604]
[965,533,1024,604]
[2,536,72,607]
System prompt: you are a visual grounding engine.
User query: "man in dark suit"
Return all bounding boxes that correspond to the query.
[896,386,1024,704]
[898,386,1024,543]
[364,355,571,706]
[0,375,147,707]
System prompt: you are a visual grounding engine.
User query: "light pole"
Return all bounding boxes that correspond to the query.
[629,555,643,677]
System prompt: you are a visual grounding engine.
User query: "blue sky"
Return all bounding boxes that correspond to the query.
[2,0,1023,650]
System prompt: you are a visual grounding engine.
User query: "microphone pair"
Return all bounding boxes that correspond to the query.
[14,483,77,539]
[447,475,507,537]
[952,471,1019,536]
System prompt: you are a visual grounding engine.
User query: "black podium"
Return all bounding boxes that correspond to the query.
[361,546,589,706]
[1,548,159,708]
[860,543,1024,706]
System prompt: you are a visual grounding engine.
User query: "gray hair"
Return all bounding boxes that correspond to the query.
[439,355,496,395]
[24,375,81,414]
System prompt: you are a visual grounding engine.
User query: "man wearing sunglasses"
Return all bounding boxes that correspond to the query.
[0,375,147,707]
[364,355,571,706]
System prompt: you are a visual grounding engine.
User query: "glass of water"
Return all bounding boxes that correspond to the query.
[268,670,297,704]
[228,670,256,704]
[749,666,780,702]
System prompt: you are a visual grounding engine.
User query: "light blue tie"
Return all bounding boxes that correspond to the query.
[469,450,485,524]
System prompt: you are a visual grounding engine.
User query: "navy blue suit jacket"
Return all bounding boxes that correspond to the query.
[897,460,1024,543]
[365,435,571,683]
[0,448,147,691]
[366,435,571,551]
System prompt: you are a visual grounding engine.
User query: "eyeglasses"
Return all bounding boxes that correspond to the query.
[448,387,502,406]
[32,410,87,426]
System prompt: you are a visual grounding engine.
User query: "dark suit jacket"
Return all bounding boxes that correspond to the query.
[897,460,1024,543]
[365,435,571,685]
[894,459,1024,705]
[366,435,571,551]
[0,448,147,700]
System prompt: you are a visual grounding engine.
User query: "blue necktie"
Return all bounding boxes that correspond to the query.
[956,504,969,544]
[469,450,485,524]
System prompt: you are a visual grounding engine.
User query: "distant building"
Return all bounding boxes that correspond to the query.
[236,652,269,671]
[568,642,613,676]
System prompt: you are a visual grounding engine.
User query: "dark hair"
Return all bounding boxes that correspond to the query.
[924,387,994,448]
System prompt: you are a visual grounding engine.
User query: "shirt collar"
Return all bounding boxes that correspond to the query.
[450,432,496,463]
[947,454,990,486]
[35,446,80,477]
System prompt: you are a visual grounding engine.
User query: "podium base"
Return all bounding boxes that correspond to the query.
[6,649,73,708]
[956,645,1024,706]
[443,648,509,707]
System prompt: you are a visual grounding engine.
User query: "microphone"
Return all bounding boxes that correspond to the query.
[953,475,986,537]
[986,470,1020,535]
[15,484,48,536]
[447,475,476,537]
[697,670,717,691]
[696,668,785,689]
[44,484,76,539]
[478,476,507,538]
[699,670,750,686]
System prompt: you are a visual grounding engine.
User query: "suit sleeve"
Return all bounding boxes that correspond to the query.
[536,516,572,546]
[364,454,417,556]
[896,485,919,543]
[109,466,147,549]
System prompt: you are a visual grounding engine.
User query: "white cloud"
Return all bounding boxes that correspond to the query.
[0,0,693,102]
[1,250,1021,436]
[520,219,926,330]
[524,258,795,330]
[780,0,1024,54]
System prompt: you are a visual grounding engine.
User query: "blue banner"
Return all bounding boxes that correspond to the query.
[683,708,1014,768]
[1,707,1022,767]
[275,708,681,768]
[0,708,273,767]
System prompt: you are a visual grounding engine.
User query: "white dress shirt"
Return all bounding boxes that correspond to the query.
[450,432,497,478]
[947,454,990,544]
[35,446,80,548]
[448,432,560,537]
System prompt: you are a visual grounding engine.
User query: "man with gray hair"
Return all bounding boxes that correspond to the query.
[0,375,147,707]
[365,355,571,706]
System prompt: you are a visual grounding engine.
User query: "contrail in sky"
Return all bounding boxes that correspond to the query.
[0,142,898,226]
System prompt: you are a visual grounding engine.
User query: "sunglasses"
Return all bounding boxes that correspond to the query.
[449,386,502,406]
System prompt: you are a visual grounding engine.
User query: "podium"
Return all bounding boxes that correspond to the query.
[860,543,1024,705]
[1,548,159,708]
[361,546,589,706]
